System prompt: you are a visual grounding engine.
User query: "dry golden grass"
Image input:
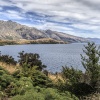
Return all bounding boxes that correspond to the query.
[48,72,65,83]
[0,62,19,74]
[0,38,65,45]
[17,38,65,44]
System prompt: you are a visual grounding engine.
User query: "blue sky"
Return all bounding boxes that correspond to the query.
[0,0,100,38]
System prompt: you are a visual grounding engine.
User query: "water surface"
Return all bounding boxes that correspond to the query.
[0,43,99,72]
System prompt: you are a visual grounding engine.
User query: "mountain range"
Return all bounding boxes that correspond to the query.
[87,38,100,43]
[0,20,91,43]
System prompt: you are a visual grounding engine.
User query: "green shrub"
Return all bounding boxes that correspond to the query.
[18,65,53,87]
[0,52,17,65]
[5,77,33,96]
[11,87,79,100]
[0,66,14,90]
[18,51,46,71]
[31,70,53,87]
[81,42,100,92]
[62,66,83,85]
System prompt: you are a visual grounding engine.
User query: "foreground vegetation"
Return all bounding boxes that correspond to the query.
[0,42,100,100]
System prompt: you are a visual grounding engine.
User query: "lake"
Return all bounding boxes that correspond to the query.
[0,43,99,72]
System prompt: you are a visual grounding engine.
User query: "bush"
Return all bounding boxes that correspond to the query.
[71,83,94,96]
[5,77,33,96]
[15,64,53,87]
[18,51,46,71]
[81,42,100,92]
[0,66,15,91]
[31,70,53,87]
[11,87,79,100]
[0,52,17,65]
[62,66,83,85]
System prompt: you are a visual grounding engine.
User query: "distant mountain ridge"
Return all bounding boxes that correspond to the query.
[87,38,100,43]
[0,20,87,43]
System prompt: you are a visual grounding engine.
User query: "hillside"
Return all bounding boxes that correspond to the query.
[87,38,100,43]
[0,20,87,43]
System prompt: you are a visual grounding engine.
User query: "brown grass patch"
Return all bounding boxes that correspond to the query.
[48,72,65,83]
[0,62,19,74]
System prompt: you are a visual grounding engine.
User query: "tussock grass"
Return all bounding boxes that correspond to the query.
[48,72,65,83]
[0,62,19,74]
[0,38,65,45]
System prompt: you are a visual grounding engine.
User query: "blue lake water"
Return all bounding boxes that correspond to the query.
[0,43,99,72]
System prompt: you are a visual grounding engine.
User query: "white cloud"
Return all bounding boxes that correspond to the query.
[71,23,100,31]
[0,0,13,6]
[0,11,24,20]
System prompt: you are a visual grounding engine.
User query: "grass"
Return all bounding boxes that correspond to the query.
[47,72,65,83]
[0,62,19,74]
[0,61,65,83]
[0,38,66,45]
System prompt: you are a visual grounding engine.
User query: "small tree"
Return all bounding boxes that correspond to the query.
[81,42,100,92]
[0,52,17,66]
[18,51,46,71]
[62,66,83,85]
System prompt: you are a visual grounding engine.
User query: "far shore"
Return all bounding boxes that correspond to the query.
[0,38,68,46]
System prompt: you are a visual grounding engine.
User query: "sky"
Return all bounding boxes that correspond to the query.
[0,0,100,38]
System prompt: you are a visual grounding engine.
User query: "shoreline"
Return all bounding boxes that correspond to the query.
[0,38,68,46]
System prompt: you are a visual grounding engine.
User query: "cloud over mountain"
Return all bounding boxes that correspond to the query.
[0,0,100,38]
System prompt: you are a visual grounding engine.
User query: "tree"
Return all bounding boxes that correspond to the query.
[18,51,46,71]
[0,52,17,65]
[62,66,85,95]
[62,66,83,85]
[81,42,100,92]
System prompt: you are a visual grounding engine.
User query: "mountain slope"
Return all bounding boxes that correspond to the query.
[44,30,86,43]
[87,38,100,43]
[0,20,47,40]
[0,20,87,43]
